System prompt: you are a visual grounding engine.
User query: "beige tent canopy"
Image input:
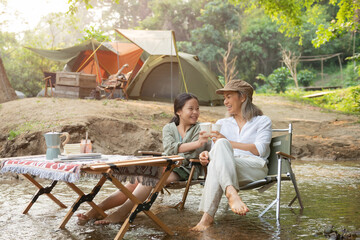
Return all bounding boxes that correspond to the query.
[116,29,223,105]
[116,29,177,56]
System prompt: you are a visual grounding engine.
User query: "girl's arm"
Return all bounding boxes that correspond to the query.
[178,131,208,153]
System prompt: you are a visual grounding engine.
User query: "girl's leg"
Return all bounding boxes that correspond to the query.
[94,172,180,225]
[77,182,138,224]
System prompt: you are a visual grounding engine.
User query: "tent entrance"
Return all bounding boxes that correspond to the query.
[140,62,180,100]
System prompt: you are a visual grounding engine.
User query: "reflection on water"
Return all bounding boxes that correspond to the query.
[0,161,359,240]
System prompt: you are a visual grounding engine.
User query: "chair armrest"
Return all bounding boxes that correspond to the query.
[189,159,200,163]
[276,151,295,160]
[137,151,162,156]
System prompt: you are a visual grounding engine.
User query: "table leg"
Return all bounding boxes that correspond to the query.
[22,174,66,214]
[58,175,108,229]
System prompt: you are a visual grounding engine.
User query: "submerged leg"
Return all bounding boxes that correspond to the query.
[190,212,214,231]
[77,182,138,225]
[95,184,152,225]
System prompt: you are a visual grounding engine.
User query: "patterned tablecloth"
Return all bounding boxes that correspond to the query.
[0,155,162,186]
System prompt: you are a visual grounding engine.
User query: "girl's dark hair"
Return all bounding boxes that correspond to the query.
[170,93,199,125]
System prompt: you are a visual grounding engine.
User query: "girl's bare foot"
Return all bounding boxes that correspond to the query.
[94,209,128,225]
[225,186,249,216]
[190,212,214,231]
[76,209,104,225]
[76,213,90,225]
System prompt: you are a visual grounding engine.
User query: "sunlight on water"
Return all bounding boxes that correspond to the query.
[0,161,359,240]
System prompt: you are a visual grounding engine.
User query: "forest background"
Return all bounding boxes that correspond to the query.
[0,0,359,114]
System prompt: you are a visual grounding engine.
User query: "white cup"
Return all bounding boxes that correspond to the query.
[212,123,222,132]
[199,122,211,134]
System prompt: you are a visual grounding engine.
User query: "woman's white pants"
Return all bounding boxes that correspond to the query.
[198,138,268,217]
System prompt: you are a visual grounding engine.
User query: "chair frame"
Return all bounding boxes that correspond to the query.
[239,123,304,219]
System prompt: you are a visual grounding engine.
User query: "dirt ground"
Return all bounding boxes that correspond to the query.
[0,95,359,161]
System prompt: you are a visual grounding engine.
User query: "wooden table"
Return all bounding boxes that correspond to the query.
[0,155,183,240]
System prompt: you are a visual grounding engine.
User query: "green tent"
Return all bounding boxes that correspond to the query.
[126,52,223,106]
[116,29,223,105]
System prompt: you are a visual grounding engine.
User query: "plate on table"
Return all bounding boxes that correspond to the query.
[57,153,102,161]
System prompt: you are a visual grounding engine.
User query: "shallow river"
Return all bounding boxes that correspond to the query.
[0,160,359,240]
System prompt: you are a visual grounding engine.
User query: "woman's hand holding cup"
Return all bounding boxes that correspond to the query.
[210,123,222,143]
[199,151,210,166]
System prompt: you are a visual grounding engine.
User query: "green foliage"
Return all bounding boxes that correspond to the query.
[283,86,360,115]
[346,53,360,77]
[218,75,225,86]
[0,31,64,97]
[7,121,60,139]
[78,26,110,43]
[8,130,20,140]
[297,69,316,87]
[257,67,292,93]
[343,62,360,87]
[236,12,284,81]
[230,0,360,48]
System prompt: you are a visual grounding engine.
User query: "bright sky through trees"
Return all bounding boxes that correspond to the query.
[0,0,68,33]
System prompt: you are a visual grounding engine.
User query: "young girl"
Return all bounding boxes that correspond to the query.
[78,93,209,225]
[162,92,211,181]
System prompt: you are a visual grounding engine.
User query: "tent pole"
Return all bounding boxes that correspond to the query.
[172,31,188,93]
[170,32,173,103]
[116,42,120,71]
[76,40,105,73]
[91,39,102,84]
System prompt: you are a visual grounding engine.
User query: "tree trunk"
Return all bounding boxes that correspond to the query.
[0,57,17,103]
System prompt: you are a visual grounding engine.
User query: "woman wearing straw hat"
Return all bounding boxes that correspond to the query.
[191,80,272,231]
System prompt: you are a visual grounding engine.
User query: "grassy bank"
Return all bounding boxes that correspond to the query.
[259,86,360,116]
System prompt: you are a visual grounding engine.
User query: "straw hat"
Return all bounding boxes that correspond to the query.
[215,80,254,99]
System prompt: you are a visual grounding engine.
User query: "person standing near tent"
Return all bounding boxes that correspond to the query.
[191,80,272,231]
[77,93,210,225]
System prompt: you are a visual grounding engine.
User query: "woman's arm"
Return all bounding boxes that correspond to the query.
[229,142,259,156]
[212,131,258,155]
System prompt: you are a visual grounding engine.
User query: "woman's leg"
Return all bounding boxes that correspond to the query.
[94,172,180,225]
[77,182,138,224]
[199,139,240,214]
[192,139,241,231]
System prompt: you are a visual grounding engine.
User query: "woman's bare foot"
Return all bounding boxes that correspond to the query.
[94,209,128,225]
[190,212,214,231]
[225,185,249,216]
